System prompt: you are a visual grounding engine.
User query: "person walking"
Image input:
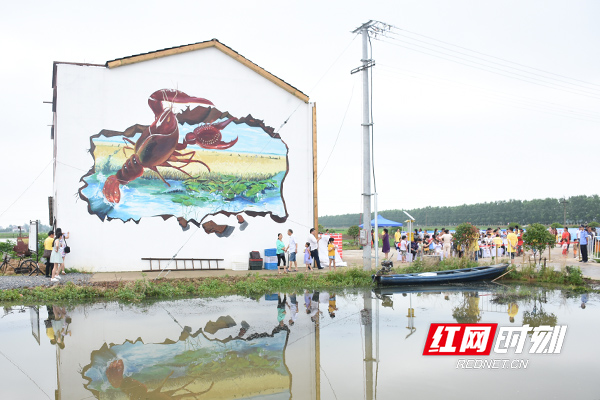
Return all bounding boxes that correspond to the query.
[50,232,63,282]
[399,235,408,263]
[303,242,313,272]
[43,230,55,278]
[579,225,589,263]
[561,228,571,252]
[276,233,287,274]
[308,228,323,270]
[327,237,337,272]
[286,229,298,272]
[54,228,70,276]
[394,229,401,248]
[382,228,390,259]
[506,227,518,264]
[441,229,453,258]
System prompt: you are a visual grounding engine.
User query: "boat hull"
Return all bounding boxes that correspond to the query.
[373,263,509,286]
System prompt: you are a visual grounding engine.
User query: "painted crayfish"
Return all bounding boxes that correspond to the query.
[102,89,238,203]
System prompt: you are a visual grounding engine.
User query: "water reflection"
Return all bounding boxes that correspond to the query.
[0,285,597,399]
[83,325,290,399]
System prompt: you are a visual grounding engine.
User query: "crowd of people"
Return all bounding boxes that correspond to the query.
[376,224,598,264]
[276,290,338,327]
[275,228,339,274]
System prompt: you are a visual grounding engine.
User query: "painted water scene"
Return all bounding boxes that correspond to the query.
[80,89,288,227]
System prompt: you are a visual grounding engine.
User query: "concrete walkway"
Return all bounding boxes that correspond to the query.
[89,265,334,283]
[88,249,600,283]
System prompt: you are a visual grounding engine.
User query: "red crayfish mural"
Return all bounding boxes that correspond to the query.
[102,89,238,203]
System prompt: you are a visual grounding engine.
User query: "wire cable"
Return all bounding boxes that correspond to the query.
[389,26,600,89]
[317,80,357,179]
[377,64,600,121]
[368,34,377,195]
[0,349,52,399]
[375,37,600,101]
[375,68,600,123]
[382,29,600,94]
[0,160,52,222]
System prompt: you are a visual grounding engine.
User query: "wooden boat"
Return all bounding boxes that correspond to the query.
[373,263,509,286]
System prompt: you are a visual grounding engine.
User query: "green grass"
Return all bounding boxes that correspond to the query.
[0,261,595,305]
[0,233,21,239]
[0,268,376,304]
[392,257,481,274]
[505,264,586,286]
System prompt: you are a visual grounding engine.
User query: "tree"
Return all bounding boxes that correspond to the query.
[453,223,479,259]
[508,222,520,230]
[550,222,563,229]
[589,222,599,229]
[522,223,556,265]
[347,225,360,243]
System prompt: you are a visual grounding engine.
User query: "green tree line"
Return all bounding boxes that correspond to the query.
[320,195,600,228]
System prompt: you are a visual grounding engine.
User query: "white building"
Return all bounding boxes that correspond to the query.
[52,39,317,272]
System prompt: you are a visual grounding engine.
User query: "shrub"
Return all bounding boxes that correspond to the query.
[347,225,360,242]
[522,223,556,264]
[453,223,479,258]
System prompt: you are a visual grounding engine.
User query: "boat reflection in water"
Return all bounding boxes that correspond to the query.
[0,285,597,399]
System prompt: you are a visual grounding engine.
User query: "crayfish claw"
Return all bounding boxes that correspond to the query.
[103,175,122,203]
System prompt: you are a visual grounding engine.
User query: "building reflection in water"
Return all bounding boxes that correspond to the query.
[2,286,597,399]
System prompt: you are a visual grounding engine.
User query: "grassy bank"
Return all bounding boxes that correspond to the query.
[392,257,590,289]
[0,269,375,304]
[1,262,595,305]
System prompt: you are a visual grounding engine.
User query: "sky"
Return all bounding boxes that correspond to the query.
[1,0,599,226]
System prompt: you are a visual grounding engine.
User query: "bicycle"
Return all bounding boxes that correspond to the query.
[0,252,11,274]
[14,252,43,276]
[1,251,43,276]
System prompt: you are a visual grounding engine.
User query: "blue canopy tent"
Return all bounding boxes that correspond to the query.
[359,215,403,228]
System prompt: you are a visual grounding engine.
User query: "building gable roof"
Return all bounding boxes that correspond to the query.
[106,39,309,103]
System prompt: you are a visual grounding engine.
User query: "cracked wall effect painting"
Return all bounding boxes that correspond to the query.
[79,89,289,231]
[81,324,291,399]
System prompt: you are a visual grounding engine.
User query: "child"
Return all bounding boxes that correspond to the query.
[416,238,423,258]
[561,239,568,257]
[400,235,408,263]
[435,240,444,259]
[327,237,337,271]
[304,242,313,271]
[573,238,579,259]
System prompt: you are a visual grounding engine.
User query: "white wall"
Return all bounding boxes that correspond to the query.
[54,47,314,272]
[57,298,317,400]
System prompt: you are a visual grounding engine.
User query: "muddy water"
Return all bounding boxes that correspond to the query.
[0,285,597,400]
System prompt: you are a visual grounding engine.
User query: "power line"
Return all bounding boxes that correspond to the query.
[377,63,600,120]
[0,160,52,222]
[375,67,600,123]
[382,29,600,94]
[389,26,600,89]
[0,349,52,399]
[317,80,357,179]
[375,37,600,101]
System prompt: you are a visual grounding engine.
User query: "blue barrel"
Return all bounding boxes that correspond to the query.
[264,262,278,270]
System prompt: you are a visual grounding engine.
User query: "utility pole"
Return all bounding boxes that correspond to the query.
[352,21,376,271]
[561,198,568,226]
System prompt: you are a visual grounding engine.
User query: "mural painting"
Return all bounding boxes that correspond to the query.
[81,325,291,399]
[79,89,289,231]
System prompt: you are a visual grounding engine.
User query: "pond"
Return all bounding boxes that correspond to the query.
[0,285,596,399]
